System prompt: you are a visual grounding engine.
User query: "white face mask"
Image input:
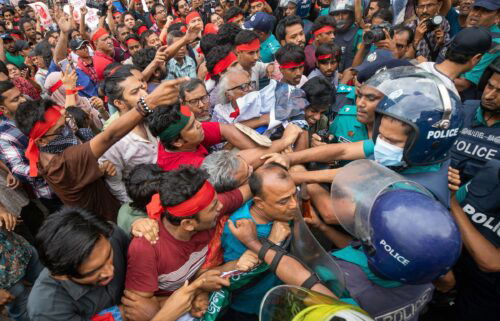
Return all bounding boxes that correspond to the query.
[374,137,404,167]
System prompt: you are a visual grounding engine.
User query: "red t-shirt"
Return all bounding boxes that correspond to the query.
[157,122,222,171]
[125,189,243,296]
[92,51,114,81]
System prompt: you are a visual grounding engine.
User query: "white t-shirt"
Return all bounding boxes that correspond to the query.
[418,62,460,97]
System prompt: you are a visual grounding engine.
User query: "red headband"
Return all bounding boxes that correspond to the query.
[228,14,243,23]
[91,28,109,43]
[204,23,218,35]
[250,0,266,3]
[146,181,216,220]
[313,26,334,36]
[236,38,260,51]
[280,61,304,69]
[49,80,63,94]
[317,54,334,61]
[206,52,237,80]
[137,25,148,35]
[26,107,63,177]
[125,38,139,46]
[113,12,122,17]
[186,11,201,25]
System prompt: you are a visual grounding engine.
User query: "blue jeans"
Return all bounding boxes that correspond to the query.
[6,246,44,321]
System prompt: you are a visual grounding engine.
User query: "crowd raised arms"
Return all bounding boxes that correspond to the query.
[0,1,498,321]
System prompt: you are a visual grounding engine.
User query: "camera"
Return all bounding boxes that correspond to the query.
[362,22,394,45]
[424,15,443,32]
[86,0,108,17]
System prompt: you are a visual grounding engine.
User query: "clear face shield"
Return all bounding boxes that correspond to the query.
[330,160,433,246]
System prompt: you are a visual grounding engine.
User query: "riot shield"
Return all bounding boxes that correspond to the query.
[330,159,432,243]
[259,285,373,321]
[290,206,346,297]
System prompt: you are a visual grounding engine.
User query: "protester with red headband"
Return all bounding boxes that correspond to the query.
[224,7,245,26]
[249,0,271,15]
[13,71,188,221]
[148,104,259,171]
[308,42,341,90]
[90,27,116,81]
[304,15,336,75]
[234,30,275,90]
[124,165,249,319]
[122,35,142,65]
[275,43,307,87]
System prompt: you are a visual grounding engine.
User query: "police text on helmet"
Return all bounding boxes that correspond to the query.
[426,128,459,140]
[379,240,410,266]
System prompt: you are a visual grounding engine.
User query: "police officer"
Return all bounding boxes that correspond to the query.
[451,56,500,184]
[264,67,463,207]
[330,50,412,146]
[330,1,363,73]
[451,159,500,321]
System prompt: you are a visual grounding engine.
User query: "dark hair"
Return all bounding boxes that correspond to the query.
[275,43,305,65]
[103,65,135,103]
[180,78,205,101]
[276,15,303,42]
[147,104,183,149]
[0,80,15,105]
[217,23,242,46]
[234,30,259,46]
[44,30,58,42]
[200,33,218,55]
[315,42,341,61]
[302,77,335,109]
[445,48,477,64]
[132,47,157,71]
[140,30,156,48]
[371,8,393,23]
[35,41,53,68]
[15,99,56,136]
[35,206,113,277]
[66,106,89,129]
[124,33,140,44]
[205,45,233,81]
[125,164,164,212]
[3,8,15,16]
[393,24,414,45]
[173,0,186,12]
[167,22,186,33]
[19,17,33,33]
[116,23,128,33]
[368,0,391,13]
[122,11,136,21]
[151,3,166,16]
[311,15,336,34]
[167,29,185,44]
[223,6,244,22]
[249,163,289,199]
[160,166,210,225]
[0,61,8,77]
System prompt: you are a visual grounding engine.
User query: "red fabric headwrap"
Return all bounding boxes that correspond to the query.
[186,11,201,25]
[313,26,334,36]
[49,80,63,94]
[137,25,148,35]
[91,28,109,44]
[203,23,218,35]
[228,14,243,23]
[250,0,266,3]
[25,107,63,177]
[317,54,333,61]
[206,52,237,80]
[113,12,122,18]
[125,38,139,46]
[280,61,304,69]
[236,38,260,51]
[146,181,216,220]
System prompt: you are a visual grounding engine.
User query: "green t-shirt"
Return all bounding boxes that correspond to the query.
[329,105,368,144]
[463,25,500,85]
[5,52,24,67]
[475,105,500,127]
[117,203,147,235]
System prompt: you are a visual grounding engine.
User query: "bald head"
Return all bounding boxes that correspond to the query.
[249,163,291,199]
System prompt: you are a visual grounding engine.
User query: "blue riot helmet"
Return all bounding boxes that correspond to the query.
[331,160,462,284]
[367,189,462,284]
[365,66,464,167]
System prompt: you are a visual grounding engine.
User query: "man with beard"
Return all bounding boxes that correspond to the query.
[275,15,306,48]
[331,2,362,72]
[14,68,186,221]
[451,57,500,183]
[19,18,36,45]
[99,65,161,203]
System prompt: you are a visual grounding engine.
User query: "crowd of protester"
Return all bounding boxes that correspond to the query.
[0,0,498,320]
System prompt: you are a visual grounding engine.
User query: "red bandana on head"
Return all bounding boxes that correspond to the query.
[25,106,63,177]
[313,26,334,36]
[236,38,260,51]
[186,11,201,25]
[205,52,237,80]
[146,181,216,220]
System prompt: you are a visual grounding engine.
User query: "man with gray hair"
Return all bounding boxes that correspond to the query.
[165,30,197,80]
[179,78,212,122]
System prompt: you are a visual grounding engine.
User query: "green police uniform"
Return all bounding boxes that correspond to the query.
[330,84,356,120]
[329,105,368,144]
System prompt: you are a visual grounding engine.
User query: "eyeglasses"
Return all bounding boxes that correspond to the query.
[227,81,253,92]
[185,94,209,106]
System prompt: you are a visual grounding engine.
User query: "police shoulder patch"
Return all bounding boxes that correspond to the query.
[339,104,357,115]
[337,85,355,94]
